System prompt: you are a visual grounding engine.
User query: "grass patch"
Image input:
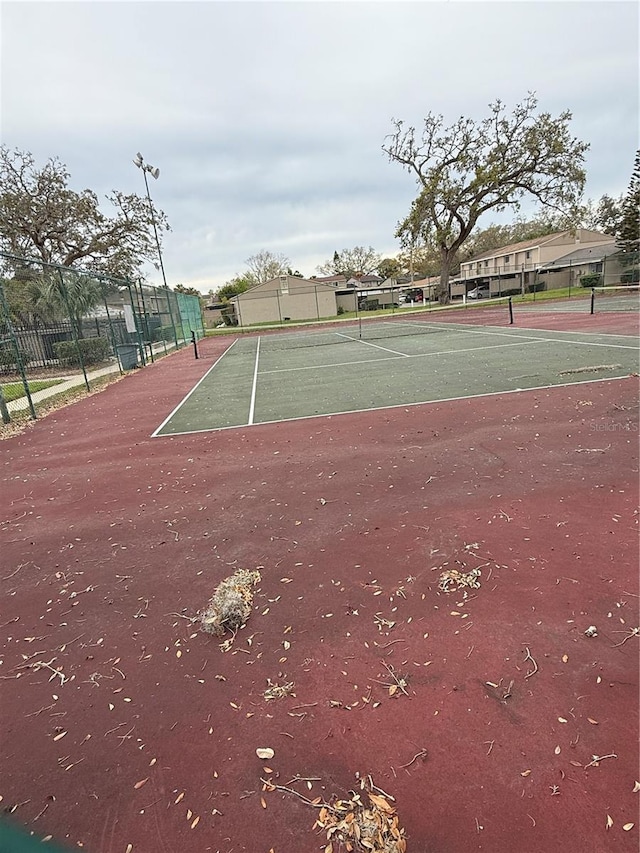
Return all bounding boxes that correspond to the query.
[1,379,65,403]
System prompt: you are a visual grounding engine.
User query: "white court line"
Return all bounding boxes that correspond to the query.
[401,321,639,350]
[247,337,261,425]
[259,338,543,375]
[151,338,239,437]
[154,374,634,437]
[335,332,410,357]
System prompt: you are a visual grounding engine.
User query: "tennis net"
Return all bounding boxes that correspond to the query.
[590,285,640,313]
[254,298,514,351]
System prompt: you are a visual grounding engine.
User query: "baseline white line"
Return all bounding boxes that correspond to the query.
[259,338,543,375]
[335,332,410,357]
[247,337,261,425]
[153,374,633,437]
[152,338,239,437]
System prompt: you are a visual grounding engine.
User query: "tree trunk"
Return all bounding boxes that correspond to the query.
[437,250,452,304]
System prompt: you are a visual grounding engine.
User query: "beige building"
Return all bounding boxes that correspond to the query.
[232,275,338,326]
[452,229,616,297]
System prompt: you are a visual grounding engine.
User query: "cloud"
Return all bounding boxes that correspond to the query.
[2,1,638,292]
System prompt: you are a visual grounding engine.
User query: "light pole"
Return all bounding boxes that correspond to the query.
[133,153,179,347]
[133,152,169,290]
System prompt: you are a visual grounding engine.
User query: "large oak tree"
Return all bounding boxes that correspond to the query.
[0,147,169,279]
[383,94,589,302]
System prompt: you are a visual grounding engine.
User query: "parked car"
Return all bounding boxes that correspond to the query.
[467,286,490,300]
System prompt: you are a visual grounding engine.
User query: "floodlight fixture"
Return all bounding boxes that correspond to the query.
[133,152,169,290]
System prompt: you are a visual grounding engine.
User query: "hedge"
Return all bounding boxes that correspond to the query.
[0,344,30,371]
[53,337,110,367]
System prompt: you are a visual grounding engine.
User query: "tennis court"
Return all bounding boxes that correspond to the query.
[2,292,638,853]
[154,311,639,435]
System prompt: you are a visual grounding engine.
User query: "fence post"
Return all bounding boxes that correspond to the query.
[128,281,147,365]
[166,288,180,348]
[0,278,37,419]
[99,280,121,372]
[57,270,90,391]
[0,386,10,424]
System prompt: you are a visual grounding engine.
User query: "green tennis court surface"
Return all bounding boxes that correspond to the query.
[153,320,639,436]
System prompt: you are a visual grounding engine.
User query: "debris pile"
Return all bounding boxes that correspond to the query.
[438,567,481,593]
[313,777,407,853]
[199,569,261,636]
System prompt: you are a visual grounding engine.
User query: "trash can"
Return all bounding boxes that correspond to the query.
[116,344,139,370]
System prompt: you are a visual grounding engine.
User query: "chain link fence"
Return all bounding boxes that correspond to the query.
[0,252,204,425]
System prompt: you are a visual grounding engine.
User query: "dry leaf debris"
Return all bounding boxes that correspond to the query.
[263,679,295,700]
[199,569,261,638]
[438,568,481,593]
[262,774,406,852]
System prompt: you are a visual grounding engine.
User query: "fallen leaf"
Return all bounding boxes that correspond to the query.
[256,748,274,759]
[562,654,568,663]
[175,792,185,804]
[554,746,561,755]
[623,823,635,831]
[134,778,148,790]
[521,770,531,777]
[587,718,598,725]
[191,816,200,829]
[634,781,640,793]
[558,717,567,724]
[260,797,267,809]
[125,845,133,853]
[186,809,192,820]
[368,793,393,813]
[53,731,67,742]
[606,815,613,829]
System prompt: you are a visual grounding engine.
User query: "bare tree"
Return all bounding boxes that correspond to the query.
[317,246,382,279]
[245,250,290,283]
[383,94,589,303]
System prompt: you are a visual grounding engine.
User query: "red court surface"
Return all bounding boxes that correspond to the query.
[1,335,638,853]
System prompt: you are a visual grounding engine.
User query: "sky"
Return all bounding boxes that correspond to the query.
[1,0,638,294]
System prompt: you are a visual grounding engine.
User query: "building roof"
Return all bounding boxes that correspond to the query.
[463,229,614,264]
[540,242,618,269]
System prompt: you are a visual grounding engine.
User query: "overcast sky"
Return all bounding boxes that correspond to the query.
[1,0,638,293]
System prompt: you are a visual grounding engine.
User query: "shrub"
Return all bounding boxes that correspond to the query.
[337,305,345,315]
[621,269,640,284]
[580,273,603,288]
[0,344,30,372]
[53,336,110,367]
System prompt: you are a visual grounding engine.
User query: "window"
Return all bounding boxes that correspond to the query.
[504,255,511,264]
[484,260,489,267]
[279,275,289,295]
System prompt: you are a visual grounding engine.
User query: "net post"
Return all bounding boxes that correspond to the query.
[508,297,514,325]
[590,288,595,315]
